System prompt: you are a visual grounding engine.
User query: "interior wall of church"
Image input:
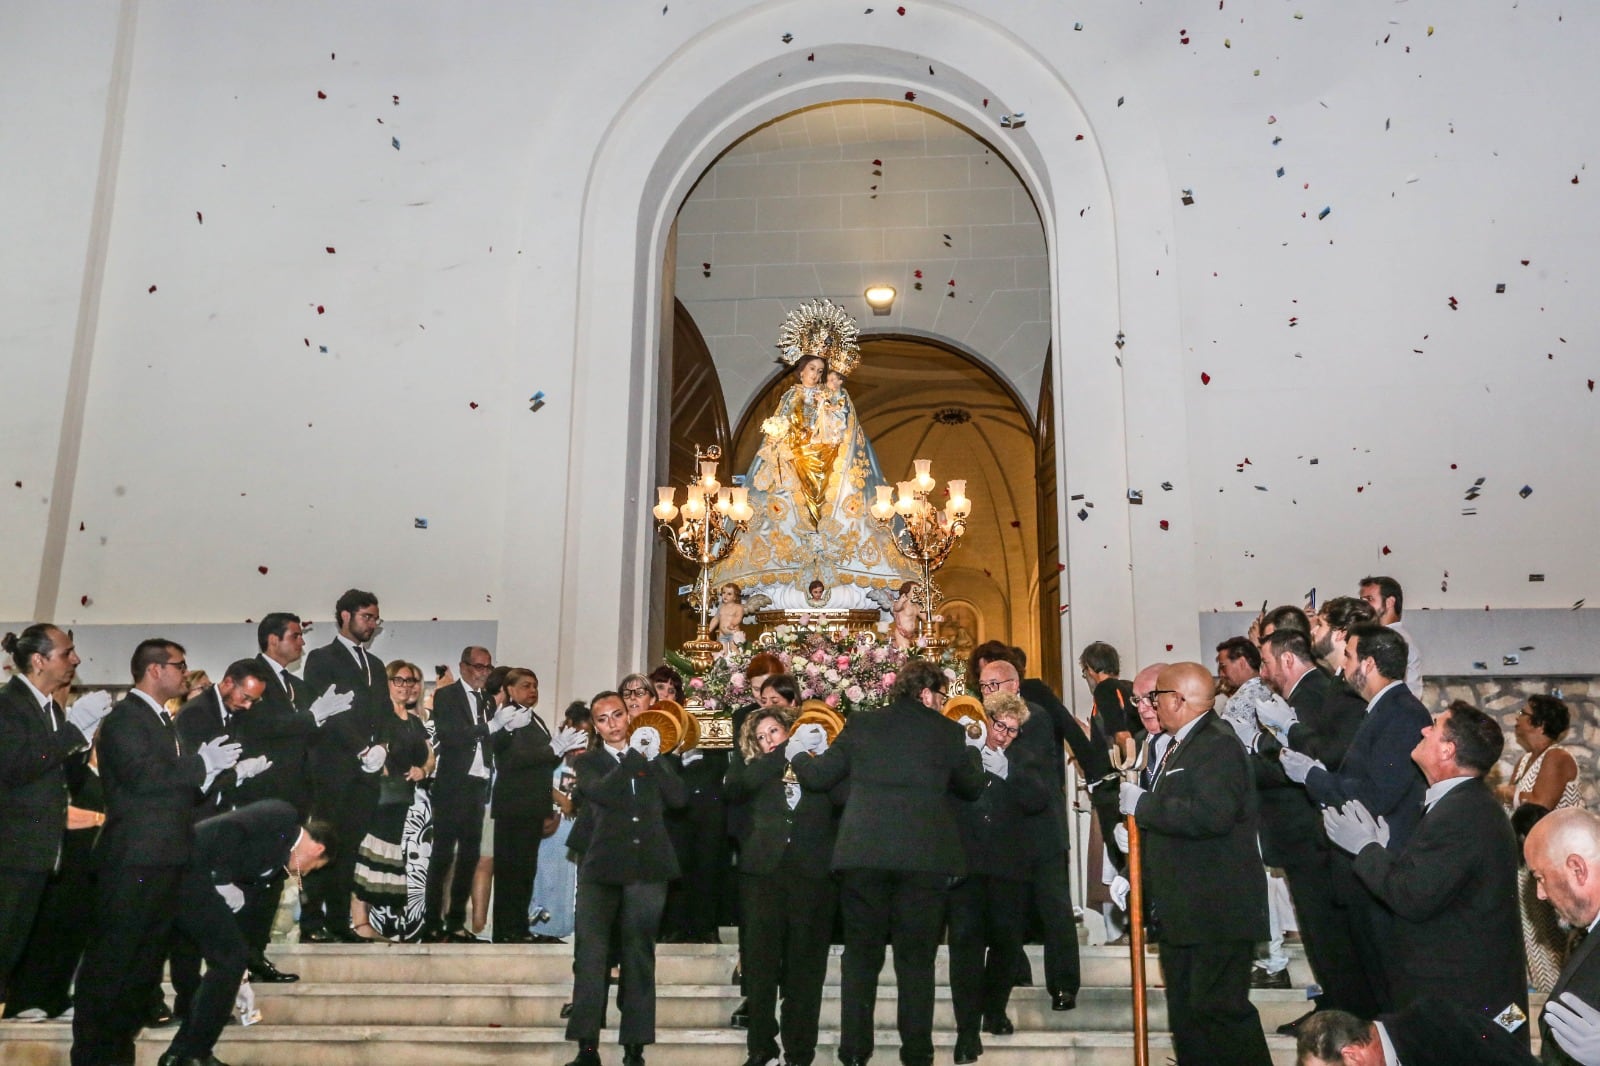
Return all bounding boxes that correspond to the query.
[3,2,1597,692]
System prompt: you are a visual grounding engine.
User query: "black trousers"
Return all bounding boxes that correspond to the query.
[838,868,949,1066]
[427,779,487,931]
[3,861,95,1018]
[1158,939,1274,1066]
[948,875,1028,1036]
[1032,850,1080,996]
[72,863,183,1066]
[740,863,836,1065]
[492,812,540,940]
[0,867,50,1001]
[663,794,727,941]
[1281,848,1378,1017]
[567,878,668,1047]
[238,877,284,956]
[302,782,378,933]
[165,871,250,1061]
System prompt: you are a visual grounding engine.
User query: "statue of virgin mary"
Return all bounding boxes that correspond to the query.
[713,300,916,611]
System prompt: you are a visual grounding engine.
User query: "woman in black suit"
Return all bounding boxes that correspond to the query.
[724,704,845,1066]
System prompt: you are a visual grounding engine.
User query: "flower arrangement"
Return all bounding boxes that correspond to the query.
[665,618,965,716]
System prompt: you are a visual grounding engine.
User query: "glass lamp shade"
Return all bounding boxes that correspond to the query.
[653,487,678,522]
[912,459,936,493]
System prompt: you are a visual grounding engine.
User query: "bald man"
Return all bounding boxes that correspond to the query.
[1526,809,1600,1065]
[1113,662,1272,1065]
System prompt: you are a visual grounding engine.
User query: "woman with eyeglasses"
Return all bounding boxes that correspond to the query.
[619,674,655,720]
[350,660,435,941]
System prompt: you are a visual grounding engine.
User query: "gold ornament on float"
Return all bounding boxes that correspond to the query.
[776,298,861,377]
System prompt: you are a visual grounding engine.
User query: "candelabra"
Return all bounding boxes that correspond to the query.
[869,459,973,651]
[653,445,754,670]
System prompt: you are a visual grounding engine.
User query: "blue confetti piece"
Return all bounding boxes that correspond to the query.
[1317,206,1332,220]
[391,136,401,150]
[1276,167,1285,178]
[413,517,428,529]
[318,345,328,353]
[1519,485,1533,498]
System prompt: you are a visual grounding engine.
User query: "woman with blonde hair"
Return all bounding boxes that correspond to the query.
[351,660,435,940]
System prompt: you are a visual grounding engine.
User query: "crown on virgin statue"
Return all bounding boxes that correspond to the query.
[775,298,862,377]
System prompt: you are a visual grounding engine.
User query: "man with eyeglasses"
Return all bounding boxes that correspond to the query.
[1097,661,1273,1066]
[424,646,503,943]
[73,639,242,1066]
[794,659,985,1066]
[300,588,391,943]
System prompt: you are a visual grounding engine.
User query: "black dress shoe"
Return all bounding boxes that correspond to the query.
[953,1032,983,1065]
[980,1014,1013,1035]
[838,1056,870,1066]
[147,1001,175,1027]
[529,933,567,944]
[622,1042,646,1066]
[1051,990,1077,1011]
[248,955,299,983]
[494,932,535,944]
[1250,966,1292,989]
[563,1046,601,1066]
[1277,1008,1317,1036]
[301,927,337,943]
[742,1054,780,1066]
[729,998,749,1029]
[327,925,373,943]
[445,927,484,943]
[560,1001,574,1019]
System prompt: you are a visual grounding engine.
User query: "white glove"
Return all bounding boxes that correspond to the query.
[551,724,588,756]
[959,716,987,749]
[793,723,829,755]
[680,749,703,767]
[1547,992,1600,1063]
[360,744,387,773]
[785,733,810,761]
[1109,874,1131,912]
[1254,695,1299,738]
[1119,781,1146,816]
[1322,801,1390,855]
[980,744,1009,779]
[1279,748,1324,784]
[1113,821,1130,852]
[234,974,260,1026]
[65,690,115,740]
[215,883,245,912]
[309,684,354,727]
[198,735,243,774]
[630,726,661,761]
[488,704,525,733]
[233,755,272,783]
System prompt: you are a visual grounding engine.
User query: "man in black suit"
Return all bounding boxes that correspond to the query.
[492,667,573,942]
[1294,997,1538,1066]
[1251,628,1375,1020]
[1324,702,1526,1042]
[157,801,334,1066]
[566,692,686,1066]
[300,588,390,943]
[1524,808,1600,1065]
[794,659,986,1066]
[423,646,498,942]
[1109,661,1273,1066]
[0,624,111,1003]
[1278,624,1431,1012]
[73,638,243,1066]
[176,658,274,816]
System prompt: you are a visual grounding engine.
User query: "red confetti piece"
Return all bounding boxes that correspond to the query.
[1057,562,1066,572]
[258,565,269,574]
[1381,545,1392,555]
[1159,520,1170,531]
[148,285,157,293]
[904,91,916,101]
[1447,296,1458,309]
[1589,380,1595,392]
[1165,644,1174,652]
[1521,259,1530,266]
[1075,133,1084,141]
[1200,371,1211,384]
[913,269,922,278]
[1450,463,1458,469]
[1009,519,1021,528]
[897,5,905,12]
[79,521,85,531]
[304,338,310,346]
[948,279,956,287]
[316,305,325,314]
[1574,175,1581,184]
[196,211,203,224]
[317,90,326,99]
[392,94,400,105]
[807,52,814,60]
[1235,601,1245,607]
[13,481,21,488]
[325,246,336,254]
[872,159,882,166]
[982,98,988,107]
[469,402,479,409]
[80,595,90,606]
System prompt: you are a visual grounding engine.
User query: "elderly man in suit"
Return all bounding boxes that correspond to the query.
[794,659,986,1066]
[0,624,112,1004]
[1106,661,1273,1066]
[422,646,499,943]
[72,639,242,1066]
[565,691,686,1066]
[1277,624,1431,1011]
[1293,997,1538,1066]
[300,588,391,943]
[157,801,334,1066]
[1523,808,1600,1065]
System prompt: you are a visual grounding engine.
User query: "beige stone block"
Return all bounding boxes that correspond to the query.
[756,195,842,232]
[677,197,756,235]
[795,229,882,263]
[754,263,825,300]
[927,187,1014,227]
[882,227,957,262]
[968,223,1048,259]
[796,160,873,197]
[715,164,796,199]
[675,265,754,301]
[840,191,926,230]
[714,231,798,266]
[886,155,977,193]
[969,153,1026,188]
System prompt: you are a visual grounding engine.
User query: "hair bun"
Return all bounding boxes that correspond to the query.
[0,632,17,655]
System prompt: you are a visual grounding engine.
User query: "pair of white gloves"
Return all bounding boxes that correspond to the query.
[629,726,662,760]
[194,736,272,785]
[784,723,829,761]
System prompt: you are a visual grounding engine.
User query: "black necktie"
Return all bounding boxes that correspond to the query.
[475,692,495,772]
[354,645,370,685]
[281,671,296,705]
[46,699,61,730]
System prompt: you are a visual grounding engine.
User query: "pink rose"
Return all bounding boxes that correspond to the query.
[845,685,865,703]
[836,655,851,670]
[824,692,840,708]
[729,672,747,691]
[871,646,887,663]
[689,676,705,690]
[811,649,827,664]
[702,698,718,710]
[881,671,896,689]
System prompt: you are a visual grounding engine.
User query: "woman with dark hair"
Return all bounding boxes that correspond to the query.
[648,664,685,704]
[1507,693,1582,990]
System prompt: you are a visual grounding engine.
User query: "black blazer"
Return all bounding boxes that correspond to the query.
[794,697,985,876]
[1384,995,1538,1066]
[1352,776,1527,1027]
[572,747,686,884]
[954,743,1053,882]
[1134,711,1268,946]
[1251,668,1364,866]
[96,692,208,869]
[302,639,387,812]
[1543,916,1600,1065]
[1304,681,1431,849]
[190,799,303,887]
[231,655,317,814]
[175,687,245,816]
[430,681,493,794]
[491,710,560,821]
[0,676,88,871]
[723,746,843,877]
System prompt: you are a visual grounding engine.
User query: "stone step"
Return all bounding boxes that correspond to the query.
[237,980,1312,1031]
[256,942,1319,990]
[0,1023,1307,1066]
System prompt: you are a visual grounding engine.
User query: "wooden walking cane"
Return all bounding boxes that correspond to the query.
[1110,740,1151,1066]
